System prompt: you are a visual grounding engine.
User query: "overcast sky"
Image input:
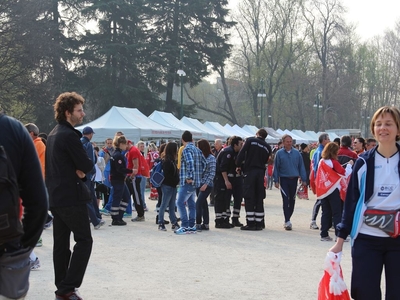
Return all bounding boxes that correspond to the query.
[228,0,400,40]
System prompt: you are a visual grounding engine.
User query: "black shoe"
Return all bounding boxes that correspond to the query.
[232,219,243,227]
[201,224,210,230]
[55,290,83,300]
[216,222,232,229]
[223,219,235,228]
[155,215,170,225]
[112,219,127,226]
[240,225,258,231]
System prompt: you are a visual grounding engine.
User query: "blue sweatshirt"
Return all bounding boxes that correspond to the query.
[273,147,307,183]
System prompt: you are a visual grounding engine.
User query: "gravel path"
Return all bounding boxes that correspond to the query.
[27,188,353,300]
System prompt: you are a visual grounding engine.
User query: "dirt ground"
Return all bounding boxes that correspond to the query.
[27,188,354,300]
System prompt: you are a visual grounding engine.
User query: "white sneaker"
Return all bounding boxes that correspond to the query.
[284,221,292,231]
[30,258,41,270]
[310,221,319,230]
[94,219,106,229]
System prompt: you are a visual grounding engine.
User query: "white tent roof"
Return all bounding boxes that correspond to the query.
[76,106,181,143]
[279,129,310,144]
[148,111,207,140]
[203,121,232,138]
[241,125,280,143]
[223,124,253,138]
[180,117,226,140]
[292,130,317,143]
[242,124,259,135]
[305,131,319,141]
[266,128,283,139]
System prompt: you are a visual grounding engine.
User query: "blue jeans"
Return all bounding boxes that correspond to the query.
[176,183,196,228]
[139,176,147,209]
[84,180,101,226]
[159,185,178,225]
[196,186,212,225]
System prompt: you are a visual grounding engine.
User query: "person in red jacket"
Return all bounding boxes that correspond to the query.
[316,142,353,241]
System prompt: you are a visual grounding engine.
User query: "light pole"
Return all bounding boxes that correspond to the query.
[313,94,323,132]
[362,109,370,138]
[176,49,186,119]
[257,79,266,127]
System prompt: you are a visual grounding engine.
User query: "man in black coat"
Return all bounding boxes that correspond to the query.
[0,113,48,299]
[46,92,94,300]
[236,129,272,230]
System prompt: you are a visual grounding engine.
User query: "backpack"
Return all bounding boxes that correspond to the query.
[150,160,164,188]
[0,145,23,245]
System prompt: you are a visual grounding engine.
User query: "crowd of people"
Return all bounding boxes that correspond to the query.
[2,89,400,299]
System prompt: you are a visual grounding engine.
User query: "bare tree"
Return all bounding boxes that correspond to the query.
[302,0,346,130]
[232,0,306,127]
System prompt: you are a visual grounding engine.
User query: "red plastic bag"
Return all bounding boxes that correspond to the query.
[296,185,309,199]
[318,252,350,300]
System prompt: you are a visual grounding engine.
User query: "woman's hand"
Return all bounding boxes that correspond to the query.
[329,237,345,253]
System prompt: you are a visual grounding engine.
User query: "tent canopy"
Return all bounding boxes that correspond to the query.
[148,111,207,140]
[223,124,253,138]
[180,117,226,140]
[203,121,231,139]
[76,106,181,143]
[242,124,258,135]
[292,130,317,143]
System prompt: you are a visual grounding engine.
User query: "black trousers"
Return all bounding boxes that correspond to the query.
[214,176,231,221]
[126,177,144,217]
[230,176,243,218]
[51,204,93,295]
[243,169,265,225]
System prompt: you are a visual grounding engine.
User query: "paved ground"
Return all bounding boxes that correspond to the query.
[27,188,354,300]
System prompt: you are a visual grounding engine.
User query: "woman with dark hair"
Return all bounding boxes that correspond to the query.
[353,137,366,156]
[316,142,353,241]
[331,106,400,299]
[158,142,180,231]
[110,135,132,226]
[155,143,169,225]
[196,139,216,231]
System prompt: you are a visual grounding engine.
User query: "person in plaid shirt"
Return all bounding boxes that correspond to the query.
[174,131,206,235]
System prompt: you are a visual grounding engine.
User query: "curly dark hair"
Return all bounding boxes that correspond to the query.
[54,92,85,122]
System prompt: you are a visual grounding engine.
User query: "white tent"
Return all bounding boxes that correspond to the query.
[203,121,232,139]
[76,106,181,143]
[279,129,310,144]
[223,124,253,138]
[242,124,258,135]
[305,130,319,141]
[180,117,226,140]
[148,111,207,140]
[266,127,283,140]
[292,130,317,143]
